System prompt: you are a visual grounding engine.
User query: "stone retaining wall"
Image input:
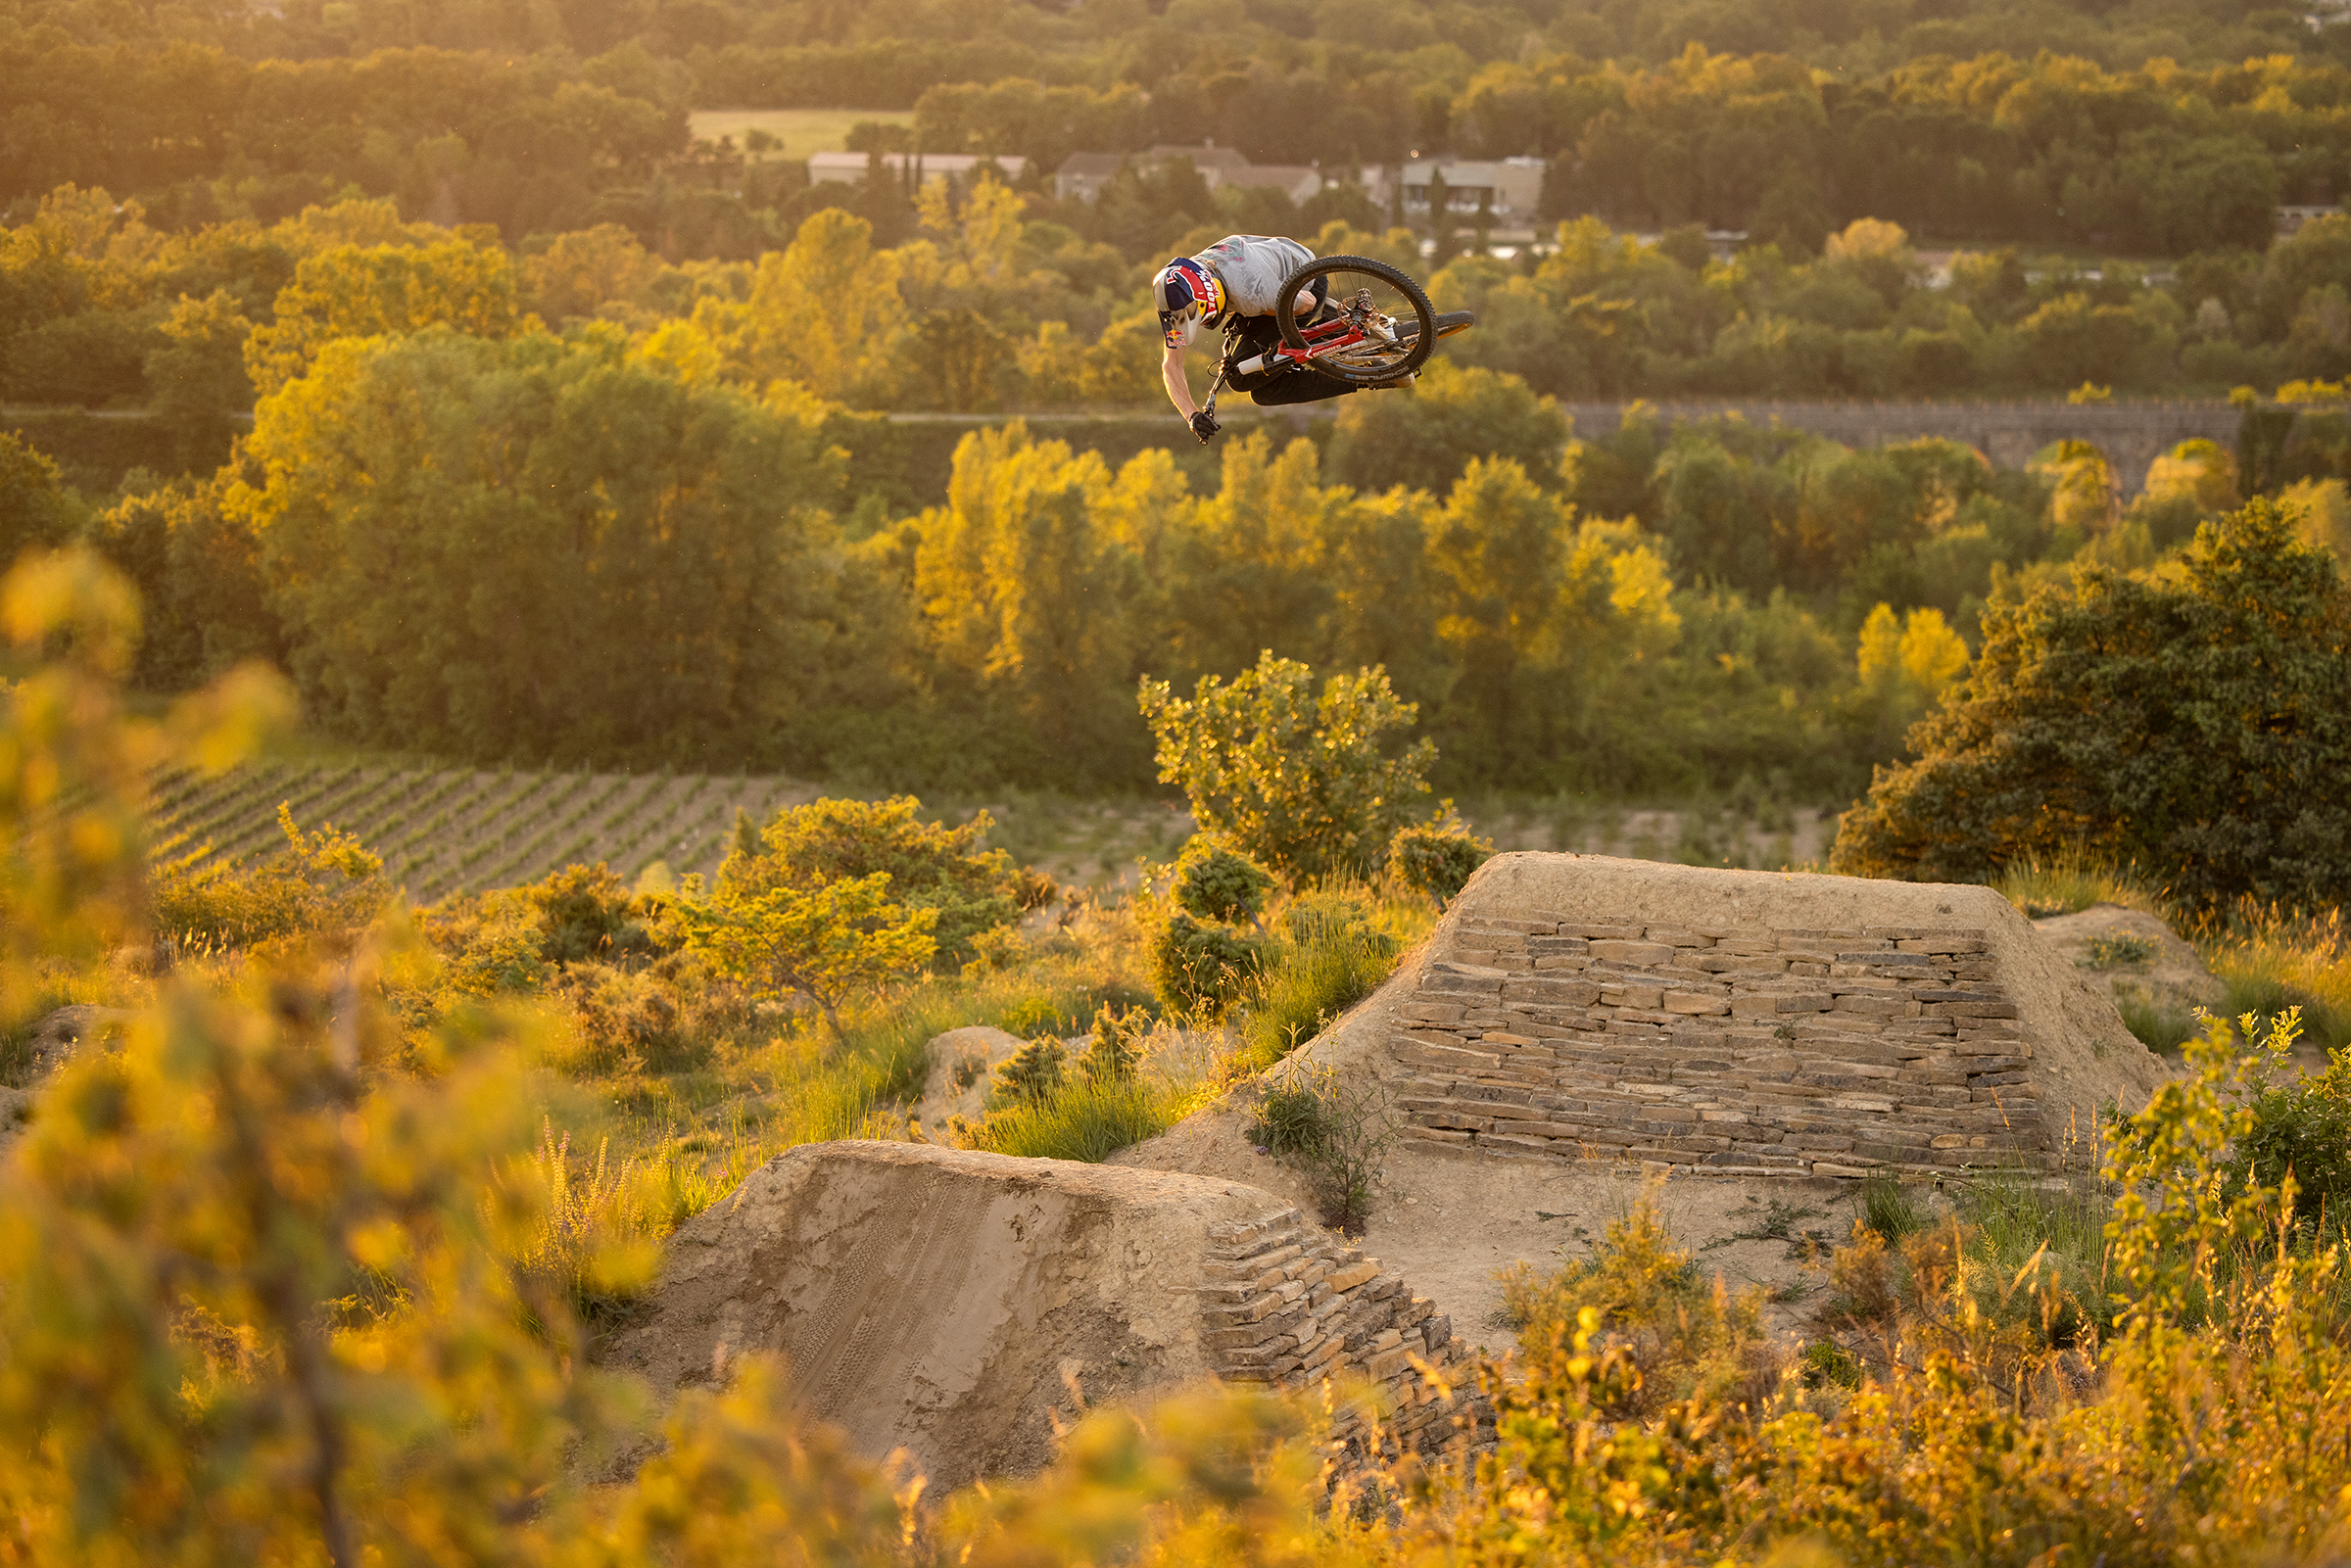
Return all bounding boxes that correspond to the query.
[1202,1207,1486,1458]
[1394,915,2053,1174]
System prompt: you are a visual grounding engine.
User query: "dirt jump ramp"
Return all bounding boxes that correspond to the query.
[1363,853,2169,1176]
[603,1141,1483,1491]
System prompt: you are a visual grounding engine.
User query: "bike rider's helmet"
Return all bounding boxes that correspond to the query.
[1154,257,1225,348]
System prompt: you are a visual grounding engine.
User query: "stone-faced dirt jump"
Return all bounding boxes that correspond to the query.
[602,1141,1481,1492]
[1373,853,2168,1174]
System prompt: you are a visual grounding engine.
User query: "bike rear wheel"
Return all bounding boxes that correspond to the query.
[1273,255,1439,385]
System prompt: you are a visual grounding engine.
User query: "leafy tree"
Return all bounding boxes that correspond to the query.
[143,287,253,459]
[911,424,1150,783]
[1139,650,1436,884]
[698,208,907,402]
[93,473,280,690]
[228,327,840,763]
[674,871,936,1042]
[521,221,664,322]
[1322,358,1571,499]
[243,238,522,396]
[1851,600,1971,757]
[1832,500,2351,912]
[717,794,1032,969]
[0,432,81,567]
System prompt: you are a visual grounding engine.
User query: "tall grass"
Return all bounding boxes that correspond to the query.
[964,1072,1201,1162]
[1235,884,1434,1072]
[2202,905,2351,1050]
[1991,845,2164,918]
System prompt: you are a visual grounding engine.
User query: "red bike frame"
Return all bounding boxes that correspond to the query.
[1226,309,1397,382]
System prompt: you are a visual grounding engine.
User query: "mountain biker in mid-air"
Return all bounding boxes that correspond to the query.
[1156,234,1403,444]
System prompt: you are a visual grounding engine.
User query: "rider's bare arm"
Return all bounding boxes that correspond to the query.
[1161,341,1197,421]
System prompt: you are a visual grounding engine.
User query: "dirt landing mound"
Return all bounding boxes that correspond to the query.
[604,1142,1480,1491]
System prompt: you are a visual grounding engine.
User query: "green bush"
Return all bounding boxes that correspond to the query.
[1139,651,1436,884]
[1836,501,2351,914]
[718,794,1027,968]
[1173,842,1273,926]
[151,803,388,949]
[1079,1003,1149,1081]
[989,1037,1069,1106]
[1149,912,1265,1018]
[1252,1081,1323,1157]
[2232,1039,2351,1230]
[1389,818,1496,906]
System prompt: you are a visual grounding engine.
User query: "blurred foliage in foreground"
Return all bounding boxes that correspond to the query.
[6,546,2351,1565]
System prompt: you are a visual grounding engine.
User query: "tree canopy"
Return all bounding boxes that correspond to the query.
[1831,499,2351,912]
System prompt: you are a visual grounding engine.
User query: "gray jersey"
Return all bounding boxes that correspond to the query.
[1194,234,1315,319]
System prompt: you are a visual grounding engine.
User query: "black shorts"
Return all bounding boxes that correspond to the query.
[1218,279,1358,408]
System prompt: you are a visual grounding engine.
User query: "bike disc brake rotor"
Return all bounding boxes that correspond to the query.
[1310,271,1423,378]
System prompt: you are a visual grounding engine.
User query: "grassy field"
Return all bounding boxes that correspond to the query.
[685,109,915,163]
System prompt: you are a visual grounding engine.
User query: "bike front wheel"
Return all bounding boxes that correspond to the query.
[1272,255,1439,386]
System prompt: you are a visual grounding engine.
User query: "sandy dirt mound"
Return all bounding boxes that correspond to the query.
[2032,903,2221,1032]
[601,1141,1479,1490]
[908,1025,1024,1136]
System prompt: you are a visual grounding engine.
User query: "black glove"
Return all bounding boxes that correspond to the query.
[1189,410,1220,444]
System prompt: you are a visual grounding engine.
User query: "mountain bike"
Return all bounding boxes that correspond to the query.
[1217,254,1474,399]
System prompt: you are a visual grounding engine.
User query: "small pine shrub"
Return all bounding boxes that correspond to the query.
[1079,1004,1150,1082]
[1149,913,1265,1018]
[990,1037,1068,1106]
[1175,843,1274,926]
[1389,817,1495,906]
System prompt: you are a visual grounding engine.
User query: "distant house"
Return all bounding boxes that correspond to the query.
[1141,143,1253,187]
[2279,204,2344,235]
[1362,158,1546,224]
[1052,144,1322,204]
[1222,164,1322,204]
[1053,153,1127,202]
[807,152,1030,186]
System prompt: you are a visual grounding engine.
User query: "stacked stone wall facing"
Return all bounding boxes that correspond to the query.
[1395,916,2052,1174]
[1201,1207,1489,1459]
